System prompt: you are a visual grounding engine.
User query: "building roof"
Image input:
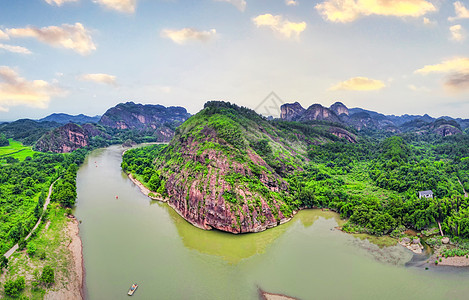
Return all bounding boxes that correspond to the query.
[419,190,433,196]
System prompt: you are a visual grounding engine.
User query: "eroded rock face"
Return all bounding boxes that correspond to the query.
[157,131,290,234]
[330,102,349,116]
[433,124,462,137]
[280,102,341,123]
[280,102,305,121]
[35,123,89,153]
[329,127,357,143]
[99,101,190,130]
[299,104,341,123]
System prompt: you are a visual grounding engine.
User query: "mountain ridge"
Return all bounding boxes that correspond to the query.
[39,113,101,124]
[280,102,467,136]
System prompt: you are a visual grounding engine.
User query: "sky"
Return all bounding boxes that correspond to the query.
[0,0,468,121]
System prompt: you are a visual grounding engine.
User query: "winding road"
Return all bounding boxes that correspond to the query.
[3,179,59,259]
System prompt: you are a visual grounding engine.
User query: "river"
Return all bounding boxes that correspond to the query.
[75,146,469,299]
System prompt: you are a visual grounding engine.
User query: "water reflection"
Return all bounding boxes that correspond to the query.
[161,202,296,264]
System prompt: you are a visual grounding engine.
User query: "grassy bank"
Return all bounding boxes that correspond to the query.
[0,140,37,162]
[1,204,78,299]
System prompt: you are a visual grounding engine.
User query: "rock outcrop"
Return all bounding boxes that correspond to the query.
[299,104,341,123]
[35,123,91,153]
[99,102,190,131]
[330,101,349,116]
[280,102,305,121]
[280,101,466,136]
[280,102,342,123]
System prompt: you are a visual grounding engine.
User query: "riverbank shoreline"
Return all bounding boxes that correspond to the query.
[258,288,299,300]
[123,152,469,268]
[45,217,84,300]
[128,173,168,202]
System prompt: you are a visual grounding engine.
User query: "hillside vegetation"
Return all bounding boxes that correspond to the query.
[122,101,357,233]
[123,101,469,239]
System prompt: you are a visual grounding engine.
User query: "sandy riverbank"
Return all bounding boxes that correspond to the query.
[128,173,168,202]
[45,217,84,300]
[437,256,469,267]
[258,288,299,300]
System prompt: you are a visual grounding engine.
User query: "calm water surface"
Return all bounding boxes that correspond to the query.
[75,146,469,300]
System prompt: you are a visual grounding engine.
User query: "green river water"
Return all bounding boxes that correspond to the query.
[75,146,469,300]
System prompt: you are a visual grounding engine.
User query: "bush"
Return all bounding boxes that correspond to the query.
[27,242,37,256]
[4,276,25,297]
[0,256,8,269]
[41,265,55,286]
[38,250,46,260]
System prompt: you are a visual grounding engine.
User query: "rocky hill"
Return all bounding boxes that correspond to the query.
[280,102,466,137]
[34,123,106,153]
[123,101,356,233]
[39,113,101,124]
[99,102,190,140]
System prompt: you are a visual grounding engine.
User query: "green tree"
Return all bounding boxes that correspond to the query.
[0,134,9,147]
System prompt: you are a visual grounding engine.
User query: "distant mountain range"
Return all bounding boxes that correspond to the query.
[280,102,468,137]
[38,113,101,124]
[1,100,468,154]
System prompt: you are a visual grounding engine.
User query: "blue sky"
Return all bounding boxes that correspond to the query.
[0,0,468,121]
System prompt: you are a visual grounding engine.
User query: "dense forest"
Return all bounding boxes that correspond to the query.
[122,101,469,241]
[0,147,87,257]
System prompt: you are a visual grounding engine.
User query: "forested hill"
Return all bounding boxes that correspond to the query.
[0,119,61,145]
[122,101,357,233]
[0,102,192,153]
[123,101,469,239]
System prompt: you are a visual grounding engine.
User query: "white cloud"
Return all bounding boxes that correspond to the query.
[213,0,246,12]
[0,43,32,55]
[0,66,65,112]
[449,1,469,21]
[408,84,431,92]
[330,76,386,91]
[423,17,436,25]
[0,30,9,40]
[415,57,469,92]
[415,57,469,74]
[285,0,299,6]
[93,0,137,13]
[161,28,217,45]
[44,0,79,6]
[252,14,306,39]
[315,0,436,23]
[450,24,465,42]
[78,73,117,85]
[6,23,96,55]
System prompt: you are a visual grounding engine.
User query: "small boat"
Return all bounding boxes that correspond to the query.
[128,283,138,296]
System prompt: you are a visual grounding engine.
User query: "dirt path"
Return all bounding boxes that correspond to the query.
[4,178,59,259]
[458,177,468,198]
